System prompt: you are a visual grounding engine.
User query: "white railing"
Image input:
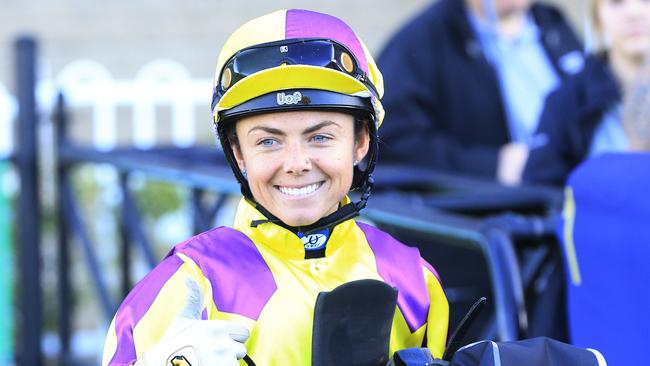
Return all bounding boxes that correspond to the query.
[0,84,17,159]
[0,58,213,155]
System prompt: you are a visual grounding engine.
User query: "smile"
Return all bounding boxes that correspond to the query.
[276,182,323,197]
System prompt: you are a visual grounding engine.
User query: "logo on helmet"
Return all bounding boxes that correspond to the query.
[277,91,303,105]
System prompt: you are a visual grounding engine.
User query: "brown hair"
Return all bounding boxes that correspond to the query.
[589,0,606,51]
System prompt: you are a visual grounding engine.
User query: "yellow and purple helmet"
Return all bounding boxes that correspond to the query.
[211,9,384,126]
[212,9,385,227]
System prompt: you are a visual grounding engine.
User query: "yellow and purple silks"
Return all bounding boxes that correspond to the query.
[102,197,448,365]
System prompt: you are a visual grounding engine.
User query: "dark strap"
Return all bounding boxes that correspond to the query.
[443,297,487,361]
[250,201,360,235]
[243,355,256,366]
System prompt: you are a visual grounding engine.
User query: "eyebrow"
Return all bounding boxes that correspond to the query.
[247,120,341,136]
[302,120,340,135]
[247,126,285,136]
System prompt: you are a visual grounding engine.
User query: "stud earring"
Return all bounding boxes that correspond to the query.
[353,160,359,167]
[241,168,247,179]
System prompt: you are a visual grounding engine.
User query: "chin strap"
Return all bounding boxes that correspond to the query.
[249,175,374,235]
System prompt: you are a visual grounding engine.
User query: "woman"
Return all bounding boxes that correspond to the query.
[523,0,650,185]
[102,9,449,366]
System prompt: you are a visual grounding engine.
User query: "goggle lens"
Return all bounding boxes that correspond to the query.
[233,41,337,76]
[217,39,369,98]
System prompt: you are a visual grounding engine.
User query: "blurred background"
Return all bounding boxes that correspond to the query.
[0,1,604,365]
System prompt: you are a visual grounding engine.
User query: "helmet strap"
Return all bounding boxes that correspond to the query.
[249,172,374,235]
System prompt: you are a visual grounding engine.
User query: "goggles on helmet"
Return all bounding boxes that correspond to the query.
[211,38,379,111]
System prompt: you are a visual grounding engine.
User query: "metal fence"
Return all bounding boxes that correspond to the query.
[7,35,222,365]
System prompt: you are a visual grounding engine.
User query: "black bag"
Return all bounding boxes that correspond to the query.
[450,337,606,366]
[390,298,607,366]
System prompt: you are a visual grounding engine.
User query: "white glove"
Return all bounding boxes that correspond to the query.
[135,319,250,366]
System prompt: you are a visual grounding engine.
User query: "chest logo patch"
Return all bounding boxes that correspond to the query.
[298,228,330,251]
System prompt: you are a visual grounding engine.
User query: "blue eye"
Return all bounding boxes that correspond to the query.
[259,138,277,147]
[312,134,331,143]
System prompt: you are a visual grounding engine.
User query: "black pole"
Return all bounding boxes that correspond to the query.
[120,179,157,269]
[61,181,116,320]
[54,93,72,364]
[192,188,206,234]
[15,36,42,366]
[119,172,132,297]
[192,190,227,234]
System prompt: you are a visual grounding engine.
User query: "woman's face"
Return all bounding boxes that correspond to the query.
[467,0,532,19]
[232,110,369,227]
[597,0,650,59]
[492,0,532,18]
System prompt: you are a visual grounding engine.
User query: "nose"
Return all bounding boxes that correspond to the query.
[283,142,312,175]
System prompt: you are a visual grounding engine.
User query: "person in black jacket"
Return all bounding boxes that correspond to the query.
[523,0,650,186]
[377,0,582,185]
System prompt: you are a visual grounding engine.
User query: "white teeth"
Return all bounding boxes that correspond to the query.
[279,183,320,196]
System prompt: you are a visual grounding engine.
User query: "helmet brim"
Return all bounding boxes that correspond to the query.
[218,89,375,123]
[213,65,376,121]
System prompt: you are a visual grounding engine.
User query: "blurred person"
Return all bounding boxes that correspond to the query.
[101,9,449,366]
[556,66,650,363]
[377,0,583,185]
[524,0,650,185]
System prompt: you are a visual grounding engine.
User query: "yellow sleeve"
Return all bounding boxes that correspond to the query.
[423,266,449,359]
[102,253,213,366]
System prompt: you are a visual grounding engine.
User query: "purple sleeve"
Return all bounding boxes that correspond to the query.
[106,254,184,366]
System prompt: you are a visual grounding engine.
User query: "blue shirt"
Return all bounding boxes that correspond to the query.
[469,12,561,145]
[588,104,629,156]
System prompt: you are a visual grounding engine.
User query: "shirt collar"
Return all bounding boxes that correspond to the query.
[467,9,538,47]
[232,196,356,260]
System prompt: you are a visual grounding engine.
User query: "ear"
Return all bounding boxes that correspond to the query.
[353,123,370,162]
[231,144,246,172]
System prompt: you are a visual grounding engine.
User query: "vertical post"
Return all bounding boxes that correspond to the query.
[15,36,42,366]
[192,188,204,234]
[192,190,227,234]
[119,172,132,297]
[54,93,72,364]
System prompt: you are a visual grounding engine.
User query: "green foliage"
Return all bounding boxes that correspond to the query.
[133,180,184,221]
[0,163,13,354]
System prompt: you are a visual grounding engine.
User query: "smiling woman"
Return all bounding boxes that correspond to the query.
[102,9,449,366]
[231,110,368,227]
